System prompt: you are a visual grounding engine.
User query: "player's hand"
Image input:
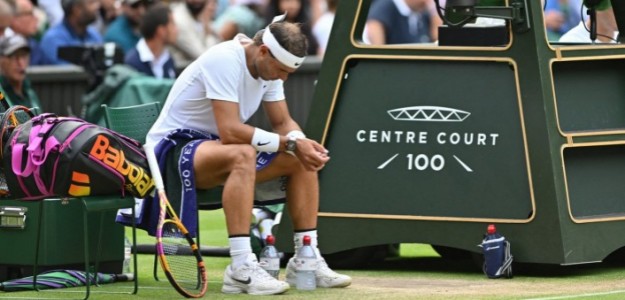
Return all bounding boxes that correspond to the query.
[294,138,330,171]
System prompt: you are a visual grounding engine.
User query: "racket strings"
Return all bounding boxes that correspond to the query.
[162,222,203,291]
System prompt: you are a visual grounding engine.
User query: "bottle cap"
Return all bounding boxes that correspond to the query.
[487,224,496,234]
[303,235,311,245]
[266,234,275,245]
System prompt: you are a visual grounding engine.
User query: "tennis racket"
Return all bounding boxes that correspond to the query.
[144,145,208,298]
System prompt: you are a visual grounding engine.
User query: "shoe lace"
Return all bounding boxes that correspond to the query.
[250,263,278,282]
[316,258,337,276]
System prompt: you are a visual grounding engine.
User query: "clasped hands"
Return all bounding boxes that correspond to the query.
[291,138,330,172]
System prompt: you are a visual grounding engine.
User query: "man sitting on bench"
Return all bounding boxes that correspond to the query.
[145,15,351,296]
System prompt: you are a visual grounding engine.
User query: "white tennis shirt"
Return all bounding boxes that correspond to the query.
[146,34,285,147]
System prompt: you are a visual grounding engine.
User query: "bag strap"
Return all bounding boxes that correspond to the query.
[0,105,34,159]
[11,143,32,176]
[11,114,58,176]
[27,119,61,166]
[26,122,93,197]
[494,241,513,278]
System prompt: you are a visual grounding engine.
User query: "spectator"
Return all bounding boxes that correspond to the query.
[104,0,151,54]
[265,0,319,55]
[40,0,103,65]
[544,0,583,40]
[0,0,14,38]
[365,0,436,45]
[9,0,49,65]
[38,0,64,27]
[312,0,336,55]
[214,0,229,18]
[125,3,177,79]
[94,0,122,34]
[310,0,325,24]
[559,6,617,43]
[0,34,41,109]
[213,0,265,41]
[169,0,220,68]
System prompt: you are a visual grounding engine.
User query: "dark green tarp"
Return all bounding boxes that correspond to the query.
[81,64,174,126]
[0,269,125,292]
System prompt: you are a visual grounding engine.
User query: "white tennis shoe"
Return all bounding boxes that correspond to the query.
[222,255,289,295]
[285,256,352,288]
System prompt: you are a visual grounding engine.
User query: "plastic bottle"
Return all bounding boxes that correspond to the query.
[294,235,317,290]
[122,235,132,274]
[481,224,506,278]
[259,235,280,279]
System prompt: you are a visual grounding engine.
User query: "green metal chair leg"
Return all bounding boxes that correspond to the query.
[130,204,138,294]
[83,203,91,300]
[152,251,159,281]
[32,200,44,292]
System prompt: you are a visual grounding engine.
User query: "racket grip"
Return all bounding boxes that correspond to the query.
[143,144,165,191]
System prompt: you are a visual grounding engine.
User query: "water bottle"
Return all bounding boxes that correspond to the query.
[294,235,317,290]
[122,235,132,274]
[480,224,512,278]
[259,235,280,279]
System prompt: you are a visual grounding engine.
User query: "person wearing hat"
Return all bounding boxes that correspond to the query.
[104,0,152,54]
[40,0,103,65]
[145,15,351,296]
[0,34,41,109]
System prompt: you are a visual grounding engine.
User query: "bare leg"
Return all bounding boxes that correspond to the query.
[285,170,319,230]
[257,154,319,230]
[193,141,257,236]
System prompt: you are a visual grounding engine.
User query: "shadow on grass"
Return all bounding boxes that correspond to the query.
[366,256,480,276]
[356,251,625,279]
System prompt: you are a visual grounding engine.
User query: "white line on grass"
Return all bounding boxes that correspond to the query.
[525,289,625,300]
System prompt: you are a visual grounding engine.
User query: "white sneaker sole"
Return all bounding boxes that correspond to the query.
[221,283,289,295]
[286,274,352,288]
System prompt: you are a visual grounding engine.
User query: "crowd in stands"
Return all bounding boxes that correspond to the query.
[362,0,616,45]
[0,0,336,69]
[0,0,339,108]
[0,0,617,109]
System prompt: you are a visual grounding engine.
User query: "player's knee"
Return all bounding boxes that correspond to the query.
[230,145,257,170]
[282,153,307,174]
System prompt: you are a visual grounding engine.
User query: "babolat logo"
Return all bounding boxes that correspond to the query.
[89,135,154,196]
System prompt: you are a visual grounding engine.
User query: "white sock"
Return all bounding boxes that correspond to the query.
[294,230,321,258]
[229,236,253,268]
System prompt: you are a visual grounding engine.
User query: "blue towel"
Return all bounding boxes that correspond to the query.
[116,128,278,237]
[117,129,218,237]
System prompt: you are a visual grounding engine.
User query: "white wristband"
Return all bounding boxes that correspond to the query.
[287,130,306,139]
[251,128,280,152]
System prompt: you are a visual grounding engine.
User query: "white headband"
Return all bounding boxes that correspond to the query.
[262,13,306,69]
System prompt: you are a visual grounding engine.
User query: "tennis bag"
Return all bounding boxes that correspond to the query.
[1,110,154,200]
